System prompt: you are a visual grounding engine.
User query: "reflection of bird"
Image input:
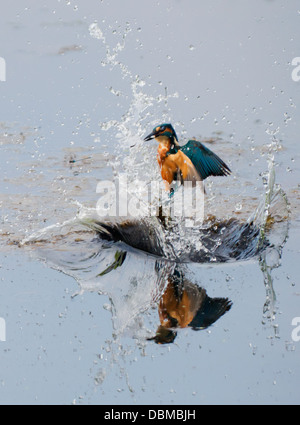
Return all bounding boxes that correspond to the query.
[149,268,232,344]
[144,123,231,193]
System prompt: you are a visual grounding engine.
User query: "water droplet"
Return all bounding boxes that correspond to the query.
[89,23,105,42]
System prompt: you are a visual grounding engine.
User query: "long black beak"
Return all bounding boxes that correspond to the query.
[144,130,157,141]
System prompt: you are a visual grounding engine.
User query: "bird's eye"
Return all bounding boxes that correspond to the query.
[160,126,165,131]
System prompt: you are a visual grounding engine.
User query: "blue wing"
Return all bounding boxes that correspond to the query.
[189,295,232,330]
[180,140,231,180]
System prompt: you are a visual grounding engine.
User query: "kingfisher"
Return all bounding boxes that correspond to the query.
[144,123,231,193]
[148,268,232,344]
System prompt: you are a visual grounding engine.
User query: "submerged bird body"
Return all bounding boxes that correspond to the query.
[144,123,231,192]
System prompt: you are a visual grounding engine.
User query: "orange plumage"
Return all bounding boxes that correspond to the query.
[144,123,231,193]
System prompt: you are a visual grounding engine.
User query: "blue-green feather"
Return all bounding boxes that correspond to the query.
[180,140,231,180]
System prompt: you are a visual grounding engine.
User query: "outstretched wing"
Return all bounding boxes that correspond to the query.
[189,295,232,330]
[180,140,231,180]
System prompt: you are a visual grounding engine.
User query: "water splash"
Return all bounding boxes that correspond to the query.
[89,21,179,185]
[20,157,289,342]
[1,21,290,347]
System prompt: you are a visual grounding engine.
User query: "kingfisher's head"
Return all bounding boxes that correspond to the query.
[144,123,179,145]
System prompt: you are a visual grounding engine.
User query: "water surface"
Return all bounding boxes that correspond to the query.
[0,0,299,405]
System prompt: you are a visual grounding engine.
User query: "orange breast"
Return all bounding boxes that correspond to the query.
[158,282,194,328]
[157,147,195,184]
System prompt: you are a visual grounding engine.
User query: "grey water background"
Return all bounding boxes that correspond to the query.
[0,0,300,404]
